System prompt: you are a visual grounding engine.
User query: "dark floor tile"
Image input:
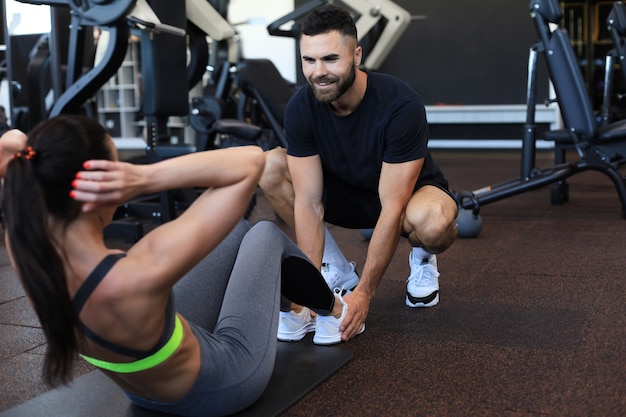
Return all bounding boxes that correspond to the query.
[0,297,41,327]
[0,353,95,413]
[0,266,24,304]
[427,343,571,415]
[0,354,48,412]
[419,303,587,351]
[553,316,626,416]
[0,249,11,268]
[0,324,45,358]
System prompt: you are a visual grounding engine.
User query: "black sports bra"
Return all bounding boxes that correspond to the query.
[72,253,177,359]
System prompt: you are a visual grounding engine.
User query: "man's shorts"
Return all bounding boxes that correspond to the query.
[322,171,454,230]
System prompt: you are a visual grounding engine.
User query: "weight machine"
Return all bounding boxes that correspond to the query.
[4,0,254,240]
[601,1,626,127]
[267,0,414,71]
[455,0,626,237]
[4,0,186,124]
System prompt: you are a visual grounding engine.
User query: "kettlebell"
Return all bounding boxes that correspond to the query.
[359,228,374,240]
[455,191,483,238]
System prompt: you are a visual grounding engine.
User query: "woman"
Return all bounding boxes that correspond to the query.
[1,114,351,417]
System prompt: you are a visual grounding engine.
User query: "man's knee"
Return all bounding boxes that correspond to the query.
[408,206,445,232]
[404,193,458,251]
[259,147,288,191]
[412,221,457,254]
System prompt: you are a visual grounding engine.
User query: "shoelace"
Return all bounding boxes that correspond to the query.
[329,287,347,319]
[408,263,438,285]
[334,285,351,298]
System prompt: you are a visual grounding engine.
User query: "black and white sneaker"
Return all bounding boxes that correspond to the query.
[406,252,440,307]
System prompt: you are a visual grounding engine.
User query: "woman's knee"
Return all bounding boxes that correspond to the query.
[247,220,280,238]
[242,221,285,250]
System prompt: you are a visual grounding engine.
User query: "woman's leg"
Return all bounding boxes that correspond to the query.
[142,221,335,416]
[281,256,335,314]
[173,219,250,331]
[204,221,335,415]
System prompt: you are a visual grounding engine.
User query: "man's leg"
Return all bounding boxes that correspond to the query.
[258,148,296,227]
[403,185,458,307]
[319,226,360,291]
[259,147,358,291]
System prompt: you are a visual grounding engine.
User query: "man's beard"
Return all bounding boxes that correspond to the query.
[308,65,356,103]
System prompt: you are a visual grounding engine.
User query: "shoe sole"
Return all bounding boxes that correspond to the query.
[277,322,316,342]
[313,324,365,345]
[405,292,439,308]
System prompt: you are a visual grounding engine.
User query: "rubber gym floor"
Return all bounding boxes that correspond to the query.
[1,149,625,416]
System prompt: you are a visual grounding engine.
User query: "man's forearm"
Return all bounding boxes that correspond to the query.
[0,130,28,178]
[355,210,402,298]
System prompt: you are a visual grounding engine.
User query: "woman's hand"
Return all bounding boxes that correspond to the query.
[0,130,28,178]
[71,159,146,212]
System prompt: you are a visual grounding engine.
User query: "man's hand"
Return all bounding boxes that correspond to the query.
[339,289,370,341]
[0,130,28,178]
[71,160,146,212]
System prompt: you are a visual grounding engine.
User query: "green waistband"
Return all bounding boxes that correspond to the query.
[80,315,184,374]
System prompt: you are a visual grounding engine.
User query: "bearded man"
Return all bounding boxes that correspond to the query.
[259,4,458,343]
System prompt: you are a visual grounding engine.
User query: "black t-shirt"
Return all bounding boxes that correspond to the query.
[285,71,444,196]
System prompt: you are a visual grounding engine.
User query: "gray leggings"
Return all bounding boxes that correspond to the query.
[126,220,334,417]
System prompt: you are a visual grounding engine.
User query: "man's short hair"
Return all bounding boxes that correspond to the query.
[300,4,357,40]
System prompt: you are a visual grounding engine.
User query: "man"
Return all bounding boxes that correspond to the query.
[259,4,458,343]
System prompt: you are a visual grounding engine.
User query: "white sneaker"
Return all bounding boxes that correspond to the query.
[406,252,440,308]
[313,289,365,345]
[277,307,316,342]
[321,262,360,291]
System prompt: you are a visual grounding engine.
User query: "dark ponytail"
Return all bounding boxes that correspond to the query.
[1,115,112,385]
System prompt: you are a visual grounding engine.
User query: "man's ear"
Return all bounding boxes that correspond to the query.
[355,45,363,67]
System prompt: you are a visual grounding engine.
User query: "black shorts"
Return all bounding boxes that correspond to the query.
[322,171,454,230]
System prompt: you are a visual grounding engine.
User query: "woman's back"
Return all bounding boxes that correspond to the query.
[65,248,202,402]
[1,115,268,415]
[0,115,349,417]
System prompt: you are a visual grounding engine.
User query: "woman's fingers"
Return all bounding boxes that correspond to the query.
[71,160,143,210]
[72,175,120,192]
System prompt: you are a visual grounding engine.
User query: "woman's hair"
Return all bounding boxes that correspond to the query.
[1,114,112,385]
[300,4,358,40]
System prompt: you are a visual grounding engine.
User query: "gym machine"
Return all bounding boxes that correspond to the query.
[601,1,626,127]
[187,0,281,154]
[455,0,626,237]
[6,0,243,240]
[4,0,186,126]
[267,0,414,71]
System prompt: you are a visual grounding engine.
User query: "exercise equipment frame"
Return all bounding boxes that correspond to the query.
[457,0,626,222]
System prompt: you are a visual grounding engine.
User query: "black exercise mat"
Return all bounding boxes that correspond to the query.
[0,343,353,417]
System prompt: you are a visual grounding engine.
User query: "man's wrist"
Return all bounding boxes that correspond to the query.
[353,283,375,301]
